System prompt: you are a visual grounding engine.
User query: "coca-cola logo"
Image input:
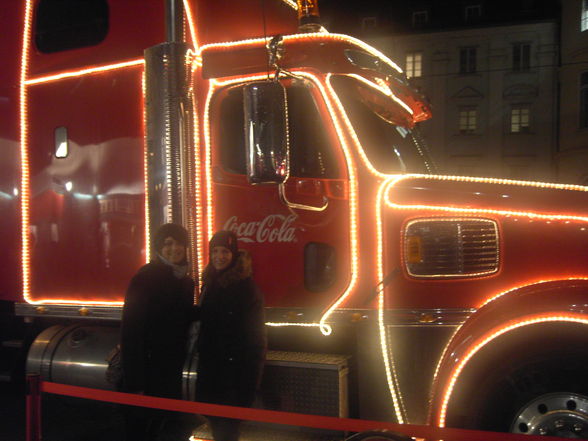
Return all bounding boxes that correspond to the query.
[223,214,298,243]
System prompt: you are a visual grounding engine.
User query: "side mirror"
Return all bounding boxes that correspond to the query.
[243,81,289,184]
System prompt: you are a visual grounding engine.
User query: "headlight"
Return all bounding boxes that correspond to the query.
[403,218,499,278]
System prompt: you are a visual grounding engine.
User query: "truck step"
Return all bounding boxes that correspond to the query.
[1,339,23,349]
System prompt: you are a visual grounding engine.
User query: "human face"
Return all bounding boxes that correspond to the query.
[160,236,186,265]
[211,246,233,271]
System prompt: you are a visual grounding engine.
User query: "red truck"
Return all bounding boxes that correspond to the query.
[2,0,588,438]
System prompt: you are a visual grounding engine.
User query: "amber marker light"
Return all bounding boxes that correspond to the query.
[437,314,588,428]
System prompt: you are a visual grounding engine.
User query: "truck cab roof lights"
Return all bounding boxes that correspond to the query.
[199,33,403,75]
[296,0,322,33]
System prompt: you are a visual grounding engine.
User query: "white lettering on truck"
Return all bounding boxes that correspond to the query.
[223,214,297,243]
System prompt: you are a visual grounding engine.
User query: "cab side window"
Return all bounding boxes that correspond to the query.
[35,0,109,53]
[219,81,338,178]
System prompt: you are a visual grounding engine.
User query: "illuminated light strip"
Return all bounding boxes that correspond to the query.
[20,1,145,305]
[203,72,359,336]
[479,277,588,308]
[281,0,298,10]
[20,0,34,303]
[382,174,588,223]
[31,299,124,306]
[265,322,332,334]
[437,314,588,428]
[375,177,407,424]
[142,72,151,263]
[182,0,198,50]
[325,75,388,179]
[199,33,403,74]
[191,77,205,290]
[346,73,414,116]
[24,59,144,85]
[326,74,408,421]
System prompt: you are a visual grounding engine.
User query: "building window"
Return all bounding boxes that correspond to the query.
[580,72,588,128]
[459,47,477,74]
[412,10,429,27]
[510,106,531,133]
[465,4,481,21]
[582,0,588,32]
[406,52,422,78]
[513,43,531,71]
[361,16,378,30]
[459,108,477,133]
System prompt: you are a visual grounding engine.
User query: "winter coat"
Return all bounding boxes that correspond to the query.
[121,260,195,398]
[195,250,266,408]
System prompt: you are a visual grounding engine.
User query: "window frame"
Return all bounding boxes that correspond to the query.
[459,47,477,74]
[412,10,429,27]
[582,0,588,32]
[464,4,482,21]
[510,105,531,133]
[512,42,531,72]
[406,51,423,78]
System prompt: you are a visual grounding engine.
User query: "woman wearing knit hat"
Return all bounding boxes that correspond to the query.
[195,230,266,441]
[121,223,197,441]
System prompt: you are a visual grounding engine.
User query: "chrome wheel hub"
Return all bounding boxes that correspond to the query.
[511,393,588,438]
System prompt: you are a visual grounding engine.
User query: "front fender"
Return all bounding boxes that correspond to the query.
[428,279,588,427]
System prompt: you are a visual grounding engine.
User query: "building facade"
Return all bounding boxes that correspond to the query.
[323,1,567,182]
[558,0,588,184]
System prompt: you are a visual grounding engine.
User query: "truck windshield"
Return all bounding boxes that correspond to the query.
[330,76,436,174]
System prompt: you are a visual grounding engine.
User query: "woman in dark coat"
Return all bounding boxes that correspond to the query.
[121,223,196,441]
[196,230,266,441]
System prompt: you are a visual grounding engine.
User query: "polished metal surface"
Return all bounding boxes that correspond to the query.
[15,303,122,320]
[144,41,195,246]
[243,81,289,185]
[511,392,588,438]
[404,218,499,278]
[27,325,120,390]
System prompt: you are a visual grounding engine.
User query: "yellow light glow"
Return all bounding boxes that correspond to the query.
[24,59,144,86]
[382,174,588,224]
[437,314,588,428]
[346,73,414,116]
[479,277,588,308]
[142,72,150,263]
[182,0,198,50]
[20,0,34,303]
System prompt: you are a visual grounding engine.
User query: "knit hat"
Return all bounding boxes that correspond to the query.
[209,230,238,257]
[154,223,189,254]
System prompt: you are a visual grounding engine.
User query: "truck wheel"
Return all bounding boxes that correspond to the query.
[511,392,588,437]
[453,354,588,438]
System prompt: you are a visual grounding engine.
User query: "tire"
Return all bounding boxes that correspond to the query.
[446,324,588,438]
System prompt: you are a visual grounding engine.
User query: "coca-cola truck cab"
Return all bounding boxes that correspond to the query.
[2,0,588,438]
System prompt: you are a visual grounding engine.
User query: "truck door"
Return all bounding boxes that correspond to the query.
[208,78,351,312]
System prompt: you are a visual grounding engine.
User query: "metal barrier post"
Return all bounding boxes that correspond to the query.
[26,374,42,441]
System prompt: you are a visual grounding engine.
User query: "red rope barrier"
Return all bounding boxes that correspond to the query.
[40,381,572,441]
[25,374,42,441]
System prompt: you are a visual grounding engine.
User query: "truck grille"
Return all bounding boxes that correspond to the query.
[404,218,499,278]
